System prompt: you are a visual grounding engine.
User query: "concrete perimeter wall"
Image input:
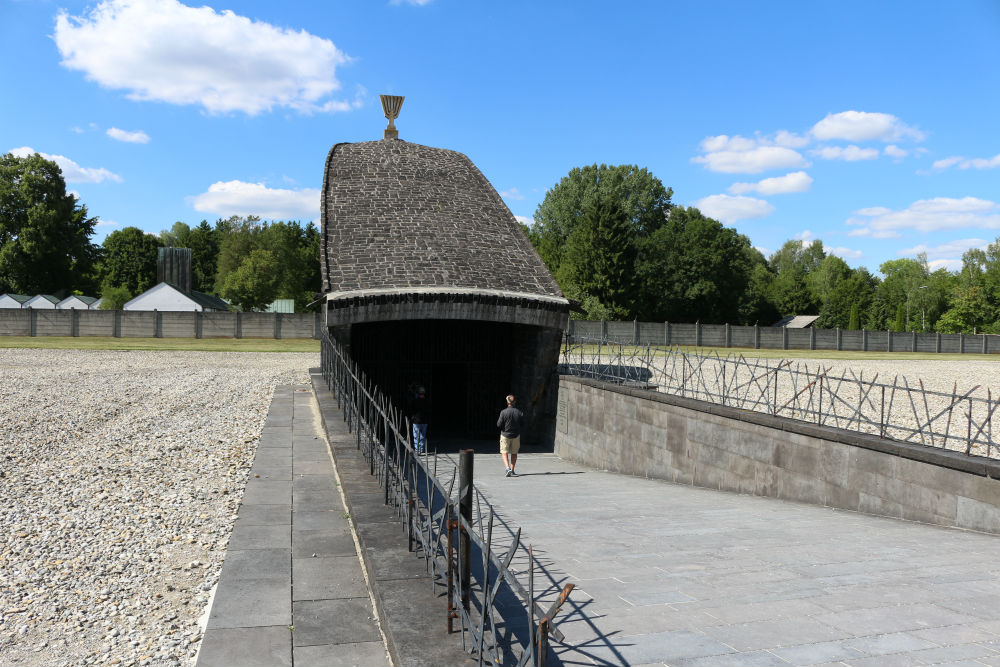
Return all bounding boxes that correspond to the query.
[0,309,322,339]
[556,376,1000,534]
[569,320,1000,355]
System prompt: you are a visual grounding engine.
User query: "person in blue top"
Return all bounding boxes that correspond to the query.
[496,394,524,477]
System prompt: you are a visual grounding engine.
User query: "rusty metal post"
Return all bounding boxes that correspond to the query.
[446,503,457,633]
[459,449,473,611]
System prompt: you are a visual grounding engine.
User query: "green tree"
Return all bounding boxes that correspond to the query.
[220,249,281,311]
[159,221,191,248]
[768,240,824,317]
[99,285,132,310]
[557,196,636,319]
[529,164,672,276]
[0,152,100,294]
[806,254,852,306]
[637,206,760,323]
[187,220,219,293]
[892,303,906,332]
[817,267,879,329]
[876,256,929,330]
[100,227,162,295]
[935,285,997,333]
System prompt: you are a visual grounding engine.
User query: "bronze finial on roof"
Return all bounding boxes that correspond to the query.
[379,95,404,140]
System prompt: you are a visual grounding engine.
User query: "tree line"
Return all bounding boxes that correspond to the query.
[1,152,320,312]
[527,164,1000,334]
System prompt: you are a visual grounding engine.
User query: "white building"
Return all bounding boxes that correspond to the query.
[0,294,31,309]
[57,295,99,309]
[122,282,230,312]
[24,294,60,309]
[89,298,104,310]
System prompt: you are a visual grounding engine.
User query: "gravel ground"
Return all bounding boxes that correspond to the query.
[0,349,316,666]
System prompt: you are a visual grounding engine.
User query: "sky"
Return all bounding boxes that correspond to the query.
[2,0,1000,276]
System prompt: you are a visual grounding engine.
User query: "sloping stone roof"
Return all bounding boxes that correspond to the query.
[321,139,564,302]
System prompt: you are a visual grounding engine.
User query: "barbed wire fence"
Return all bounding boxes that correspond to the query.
[559,336,998,460]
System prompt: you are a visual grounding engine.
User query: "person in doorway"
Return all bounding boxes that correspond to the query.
[496,394,524,477]
[409,386,430,454]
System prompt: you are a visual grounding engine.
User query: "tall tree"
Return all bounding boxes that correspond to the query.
[186,220,219,293]
[817,267,879,329]
[220,249,281,312]
[637,206,759,323]
[100,227,162,295]
[0,152,99,294]
[557,196,636,319]
[529,164,672,276]
[768,240,824,317]
[876,256,929,330]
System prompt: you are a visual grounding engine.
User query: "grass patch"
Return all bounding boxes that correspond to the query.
[0,336,320,353]
[563,344,1000,363]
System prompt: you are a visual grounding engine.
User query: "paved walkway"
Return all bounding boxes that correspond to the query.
[196,385,390,667]
[467,452,1000,667]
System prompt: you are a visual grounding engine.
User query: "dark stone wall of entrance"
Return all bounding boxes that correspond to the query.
[336,320,560,443]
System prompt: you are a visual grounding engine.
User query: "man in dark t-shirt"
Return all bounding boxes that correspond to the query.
[496,394,524,477]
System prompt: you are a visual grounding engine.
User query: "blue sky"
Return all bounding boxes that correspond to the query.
[2,0,999,275]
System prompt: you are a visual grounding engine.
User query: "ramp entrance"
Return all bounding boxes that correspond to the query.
[350,320,515,437]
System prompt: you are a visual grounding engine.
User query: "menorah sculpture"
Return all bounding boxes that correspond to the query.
[380,95,404,140]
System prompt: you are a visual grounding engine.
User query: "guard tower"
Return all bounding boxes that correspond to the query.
[320,96,568,440]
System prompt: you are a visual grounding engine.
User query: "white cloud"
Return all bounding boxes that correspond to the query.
[854,206,892,217]
[773,130,810,148]
[514,215,533,226]
[54,0,354,115]
[811,111,924,142]
[694,194,774,223]
[793,230,816,242]
[95,219,120,228]
[106,127,150,143]
[692,141,808,174]
[188,181,320,219]
[898,238,989,259]
[927,258,963,272]
[812,145,879,161]
[500,187,525,200]
[826,245,864,259]
[847,197,1000,236]
[884,145,908,159]
[729,171,812,195]
[932,153,1000,170]
[9,146,122,183]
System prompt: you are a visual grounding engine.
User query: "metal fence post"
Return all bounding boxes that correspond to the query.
[782,326,788,350]
[862,328,868,352]
[633,319,638,345]
[154,309,161,338]
[196,311,203,339]
[72,308,79,337]
[754,324,759,349]
[236,311,242,339]
[725,323,731,348]
[887,330,891,352]
[960,333,965,354]
[696,322,702,347]
[936,332,941,353]
[810,326,815,350]
[274,312,281,339]
[836,327,841,351]
[912,331,916,352]
[458,449,473,612]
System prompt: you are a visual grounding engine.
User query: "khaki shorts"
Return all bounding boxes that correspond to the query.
[499,435,520,455]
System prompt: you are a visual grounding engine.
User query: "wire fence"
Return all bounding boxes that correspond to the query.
[560,336,999,460]
[320,330,573,666]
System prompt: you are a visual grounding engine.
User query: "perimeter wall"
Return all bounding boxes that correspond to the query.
[556,375,1000,534]
[568,320,1000,354]
[0,309,322,339]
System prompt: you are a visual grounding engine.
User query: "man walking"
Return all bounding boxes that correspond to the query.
[496,394,524,477]
[409,386,430,454]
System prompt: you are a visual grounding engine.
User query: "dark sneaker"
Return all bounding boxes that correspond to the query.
[505,468,512,477]
[510,470,517,477]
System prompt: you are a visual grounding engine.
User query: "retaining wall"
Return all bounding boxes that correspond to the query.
[0,309,321,339]
[555,376,1000,534]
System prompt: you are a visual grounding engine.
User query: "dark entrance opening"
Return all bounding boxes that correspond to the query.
[349,320,514,437]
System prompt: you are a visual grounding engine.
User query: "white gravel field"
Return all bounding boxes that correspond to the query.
[0,349,316,667]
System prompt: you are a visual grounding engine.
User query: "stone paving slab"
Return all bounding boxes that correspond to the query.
[196,385,390,667]
[311,372,472,667]
[463,451,1000,666]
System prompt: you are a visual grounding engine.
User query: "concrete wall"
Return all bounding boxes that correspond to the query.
[569,320,1000,355]
[556,376,1000,534]
[0,309,321,339]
